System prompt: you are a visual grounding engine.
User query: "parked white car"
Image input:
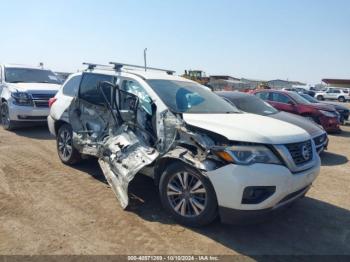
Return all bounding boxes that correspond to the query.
[48,62,320,226]
[315,87,350,102]
[0,64,62,130]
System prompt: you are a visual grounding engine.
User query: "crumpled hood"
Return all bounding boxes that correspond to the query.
[183,113,310,145]
[269,111,325,137]
[8,83,61,93]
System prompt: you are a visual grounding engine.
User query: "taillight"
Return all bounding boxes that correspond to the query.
[48,97,57,108]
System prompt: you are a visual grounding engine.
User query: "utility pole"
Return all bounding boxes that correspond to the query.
[144,48,148,71]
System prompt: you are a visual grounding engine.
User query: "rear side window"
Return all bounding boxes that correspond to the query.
[79,73,115,105]
[271,93,292,104]
[255,92,270,101]
[62,75,81,97]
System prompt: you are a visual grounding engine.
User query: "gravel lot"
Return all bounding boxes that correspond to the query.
[0,105,349,256]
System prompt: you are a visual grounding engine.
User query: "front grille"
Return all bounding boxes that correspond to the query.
[30,93,56,108]
[313,134,327,146]
[285,140,313,166]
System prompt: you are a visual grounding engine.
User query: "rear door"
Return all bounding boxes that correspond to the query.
[325,89,338,100]
[69,73,116,152]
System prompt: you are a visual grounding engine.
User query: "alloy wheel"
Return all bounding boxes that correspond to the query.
[167,171,208,217]
[58,129,73,160]
[1,104,10,128]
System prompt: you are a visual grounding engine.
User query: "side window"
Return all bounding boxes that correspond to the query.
[62,75,82,97]
[271,93,292,104]
[79,73,115,105]
[255,92,270,101]
[333,90,341,94]
[121,80,152,114]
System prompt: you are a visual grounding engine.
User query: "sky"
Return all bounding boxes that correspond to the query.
[1,0,349,84]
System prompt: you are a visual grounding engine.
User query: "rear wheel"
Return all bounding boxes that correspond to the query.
[0,102,16,131]
[57,123,81,165]
[159,162,218,227]
[338,96,345,103]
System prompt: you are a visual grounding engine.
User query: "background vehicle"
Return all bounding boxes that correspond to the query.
[300,93,349,125]
[48,62,320,226]
[0,64,61,130]
[283,87,316,97]
[315,87,349,102]
[217,91,328,154]
[253,89,341,133]
[182,70,210,87]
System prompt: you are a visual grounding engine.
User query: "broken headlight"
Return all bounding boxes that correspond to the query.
[11,92,33,106]
[214,145,281,165]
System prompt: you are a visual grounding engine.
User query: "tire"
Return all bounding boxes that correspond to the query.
[57,123,81,165]
[338,96,345,103]
[159,162,218,227]
[316,95,324,101]
[0,102,16,131]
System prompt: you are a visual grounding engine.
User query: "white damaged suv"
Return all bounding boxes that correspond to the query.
[0,64,62,130]
[48,63,320,226]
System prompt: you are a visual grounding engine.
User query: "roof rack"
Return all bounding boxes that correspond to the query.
[109,62,175,75]
[82,62,114,71]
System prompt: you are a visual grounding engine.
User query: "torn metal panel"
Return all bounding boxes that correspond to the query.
[162,146,218,173]
[156,110,183,154]
[98,126,159,208]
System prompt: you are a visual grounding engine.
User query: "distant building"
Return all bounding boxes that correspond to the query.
[267,79,305,89]
[208,75,250,91]
[240,78,267,90]
[322,79,350,89]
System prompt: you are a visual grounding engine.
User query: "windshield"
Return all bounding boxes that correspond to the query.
[5,68,61,84]
[146,80,239,114]
[287,91,311,104]
[224,95,279,116]
[300,94,319,103]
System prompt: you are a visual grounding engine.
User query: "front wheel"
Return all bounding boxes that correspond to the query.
[159,162,218,227]
[57,123,81,165]
[0,102,16,131]
[316,95,324,101]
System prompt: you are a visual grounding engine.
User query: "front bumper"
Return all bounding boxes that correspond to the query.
[206,157,320,224]
[8,100,49,122]
[218,185,310,224]
[313,133,328,154]
[319,116,340,133]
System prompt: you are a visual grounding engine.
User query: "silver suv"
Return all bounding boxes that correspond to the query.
[0,64,62,130]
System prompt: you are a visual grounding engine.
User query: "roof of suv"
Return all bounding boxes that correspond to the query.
[3,64,45,69]
[87,68,193,82]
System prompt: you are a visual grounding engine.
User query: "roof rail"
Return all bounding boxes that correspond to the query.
[109,62,175,75]
[82,62,114,71]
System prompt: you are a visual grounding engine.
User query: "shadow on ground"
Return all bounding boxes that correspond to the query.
[75,160,350,256]
[13,125,54,140]
[130,175,350,255]
[332,129,350,138]
[320,151,348,166]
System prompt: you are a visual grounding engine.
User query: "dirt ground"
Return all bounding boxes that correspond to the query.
[0,109,349,256]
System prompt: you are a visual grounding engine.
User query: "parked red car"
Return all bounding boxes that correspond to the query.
[252,90,341,133]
